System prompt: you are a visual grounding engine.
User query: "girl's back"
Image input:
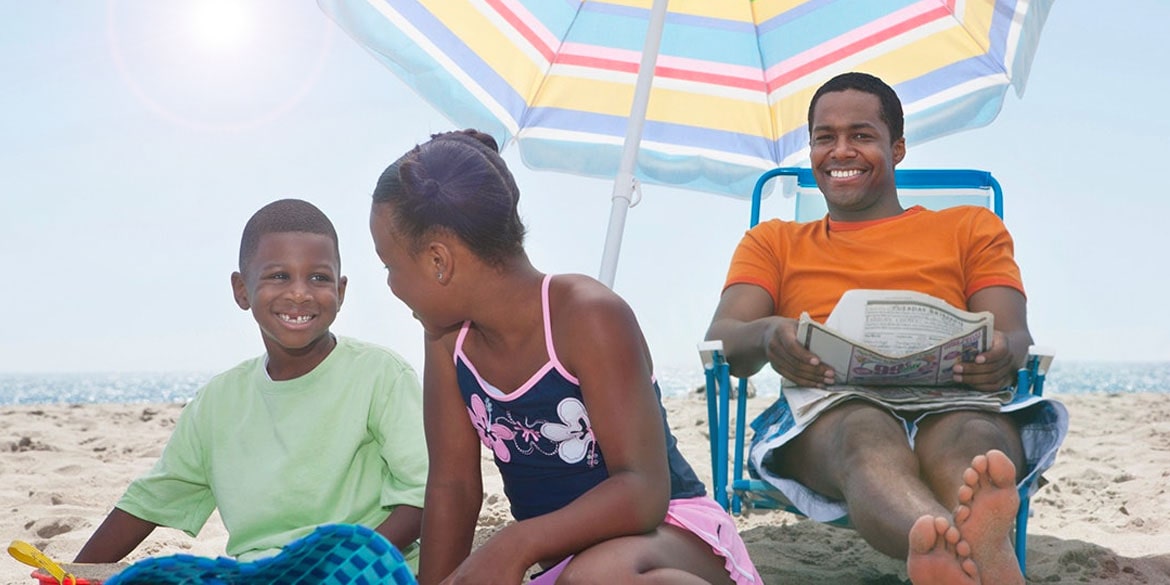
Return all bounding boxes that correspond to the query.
[451,273,705,521]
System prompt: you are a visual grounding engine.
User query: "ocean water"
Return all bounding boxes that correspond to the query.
[1,362,1168,406]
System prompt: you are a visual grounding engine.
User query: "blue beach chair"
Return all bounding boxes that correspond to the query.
[699,167,1051,572]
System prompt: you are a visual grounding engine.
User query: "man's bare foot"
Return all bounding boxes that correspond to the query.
[953,449,1023,585]
[907,515,979,585]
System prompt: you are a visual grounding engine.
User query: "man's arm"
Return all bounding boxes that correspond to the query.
[953,286,1032,391]
[706,283,835,387]
[73,507,157,562]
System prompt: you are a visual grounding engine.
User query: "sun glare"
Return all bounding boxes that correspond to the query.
[107,0,335,132]
[188,0,250,51]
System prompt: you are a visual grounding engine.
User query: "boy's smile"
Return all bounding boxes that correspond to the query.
[279,313,313,325]
[231,231,346,379]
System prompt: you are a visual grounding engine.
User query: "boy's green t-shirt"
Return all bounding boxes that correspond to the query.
[117,336,427,566]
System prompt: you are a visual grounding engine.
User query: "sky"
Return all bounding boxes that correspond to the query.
[2,1,1167,377]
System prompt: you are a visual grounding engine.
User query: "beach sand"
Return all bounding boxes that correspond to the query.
[2,393,1168,585]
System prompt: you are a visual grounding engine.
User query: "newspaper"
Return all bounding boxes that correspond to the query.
[785,290,1013,426]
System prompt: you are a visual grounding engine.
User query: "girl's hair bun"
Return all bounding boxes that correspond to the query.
[421,178,442,199]
[433,129,500,154]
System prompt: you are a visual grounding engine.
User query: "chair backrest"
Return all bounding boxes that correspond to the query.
[750,167,1004,227]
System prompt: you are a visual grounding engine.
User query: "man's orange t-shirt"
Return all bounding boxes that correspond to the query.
[723,206,1025,323]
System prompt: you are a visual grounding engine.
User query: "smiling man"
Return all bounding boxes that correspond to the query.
[807,82,905,221]
[705,72,1068,584]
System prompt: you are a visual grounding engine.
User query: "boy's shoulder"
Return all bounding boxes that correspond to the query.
[188,338,418,408]
[332,336,415,372]
[204,353,266,390]
[318,337,423,402]
[184,354,265,407]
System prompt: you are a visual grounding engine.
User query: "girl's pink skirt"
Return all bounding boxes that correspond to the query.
[529,496,761,584]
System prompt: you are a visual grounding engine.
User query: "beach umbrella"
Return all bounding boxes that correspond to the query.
[317,0,1053,287]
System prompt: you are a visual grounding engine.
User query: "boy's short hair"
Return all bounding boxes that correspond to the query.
[238,199,340,272]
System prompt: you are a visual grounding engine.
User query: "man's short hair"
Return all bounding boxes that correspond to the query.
[238,199,339,272]
[808,72,904,142]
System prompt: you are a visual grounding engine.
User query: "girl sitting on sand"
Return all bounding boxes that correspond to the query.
[368,129,762,585]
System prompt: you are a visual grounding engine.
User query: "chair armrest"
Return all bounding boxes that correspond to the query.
[1017,345,1055,397]
[1028,345,1055,376]
[698,340,733,510]
[698,340,725,371]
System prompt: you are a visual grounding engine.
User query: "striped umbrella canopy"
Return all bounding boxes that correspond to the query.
[319,0,1053,285]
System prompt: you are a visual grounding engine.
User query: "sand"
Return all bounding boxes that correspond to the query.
[2,393,1168,585]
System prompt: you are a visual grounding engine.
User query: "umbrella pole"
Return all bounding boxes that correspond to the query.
[597,0,668,289]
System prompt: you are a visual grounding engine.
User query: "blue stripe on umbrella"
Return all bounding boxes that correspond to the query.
[387,0,530,125]
[518,0,578,40]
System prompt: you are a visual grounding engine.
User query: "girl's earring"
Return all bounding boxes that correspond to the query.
[437,272,443,281]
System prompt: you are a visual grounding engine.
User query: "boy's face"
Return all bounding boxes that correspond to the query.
[809,89,906,221]
[231,231,346,361]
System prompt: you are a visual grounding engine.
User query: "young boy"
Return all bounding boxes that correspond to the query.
[74,198,428,571]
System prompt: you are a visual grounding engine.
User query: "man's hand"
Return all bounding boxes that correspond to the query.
[764,318,836,388]
[952,331,1016,392]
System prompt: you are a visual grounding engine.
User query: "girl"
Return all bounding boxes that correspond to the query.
[369,130,761,585]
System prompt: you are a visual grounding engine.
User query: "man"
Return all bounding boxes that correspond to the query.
[705,72,1066,585]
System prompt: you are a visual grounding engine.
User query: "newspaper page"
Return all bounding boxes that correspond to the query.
[784,290,1007,426]
[798,289,994,386]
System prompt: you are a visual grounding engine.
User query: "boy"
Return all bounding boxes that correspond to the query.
[75,199,427,571]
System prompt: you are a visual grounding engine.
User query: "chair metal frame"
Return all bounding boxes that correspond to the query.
[700,166,1048,572]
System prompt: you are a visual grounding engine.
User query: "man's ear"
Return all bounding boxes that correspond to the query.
[337,275,348,309]
[231,272,250,310]
[892,137,907,165]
